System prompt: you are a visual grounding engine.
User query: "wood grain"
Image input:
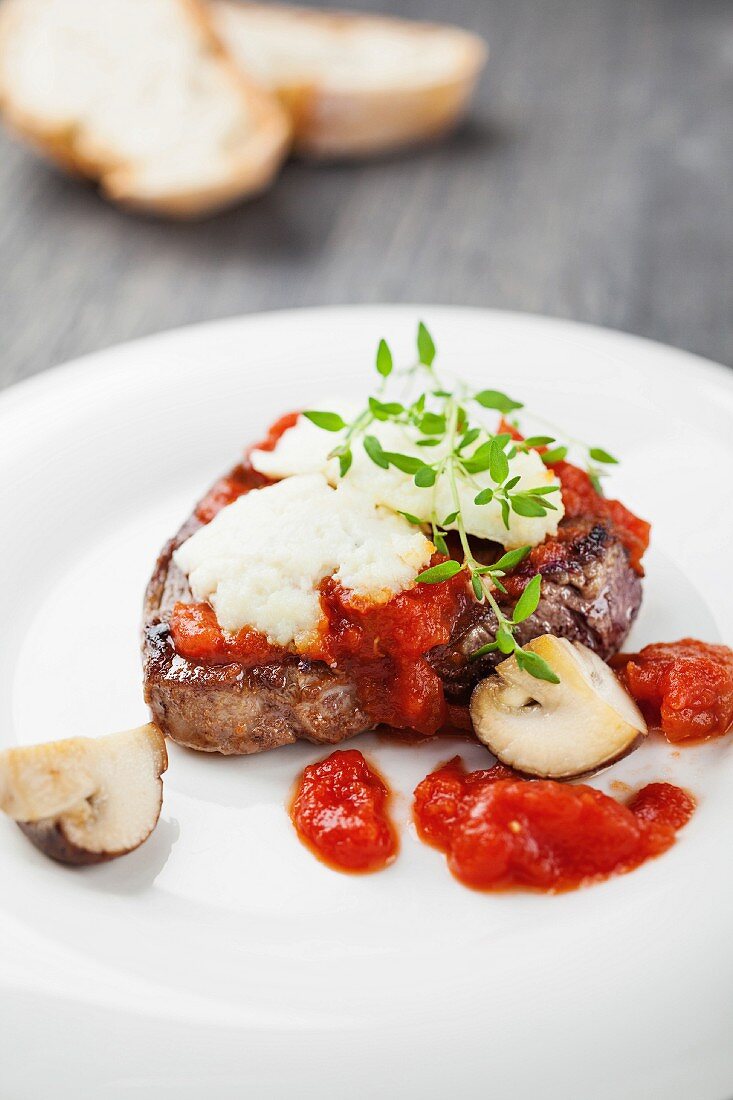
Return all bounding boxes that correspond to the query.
[0,0,730,389]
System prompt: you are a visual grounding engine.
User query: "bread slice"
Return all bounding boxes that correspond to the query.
[0,0,290,216]
[210,1,487,159]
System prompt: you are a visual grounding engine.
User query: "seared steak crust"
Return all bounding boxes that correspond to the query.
[143,522,370,754]
[429,521,642,700]
[143,480,642,754]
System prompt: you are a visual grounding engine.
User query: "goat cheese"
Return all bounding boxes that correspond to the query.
[173,473,433,648]
[251,414,564,549]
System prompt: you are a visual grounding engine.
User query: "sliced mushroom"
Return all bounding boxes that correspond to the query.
[0,724,167,865]
[470,635,647,779]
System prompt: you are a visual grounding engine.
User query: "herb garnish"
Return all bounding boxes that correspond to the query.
[304,323,618,684]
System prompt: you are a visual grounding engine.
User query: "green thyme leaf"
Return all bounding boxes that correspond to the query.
[459,428,481,450]
[474,389,523,413]
[376,338,393,378]
[416,438,442,447]
[470,642,500,659]
[434,532,449,556]
[496,625,516,654]
[363,434,389,469]
[522,435,555,447]
[589,447,618,465]
[383,451,424,474]
[489,438,510,484]
[417,322,436,367]
[492,545,532,571]
[504,475,521,492]
[304,410,346,432]
[529,485,561,495]
[513,573,542,622]
[471,572,484,600]
[474,487,494,505]
[515,648,560,684]
[368,396,404,420]
[541,446,568,466]
[442,511,459,525]
[510,495,548,518]
[338,448,353,476]
[399,511,425,526]
[500,498,510,529]
[418,412,446,436]
[417,560,462,584]
[414,465,437,487]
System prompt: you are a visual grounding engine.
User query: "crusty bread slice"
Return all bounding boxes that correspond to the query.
[0,0,290,216]
[210,1,487,159]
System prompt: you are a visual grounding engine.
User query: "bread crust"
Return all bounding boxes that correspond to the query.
[212,1,487,159]
[0,0,290,217]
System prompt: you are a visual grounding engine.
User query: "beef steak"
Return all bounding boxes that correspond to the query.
[143,473,642,754]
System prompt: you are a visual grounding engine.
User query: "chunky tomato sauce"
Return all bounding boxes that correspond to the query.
[304,567,471,734]
[170,601,280,666]
[413,757,694,892]
[291,749,397,873]
[613,639,733,742]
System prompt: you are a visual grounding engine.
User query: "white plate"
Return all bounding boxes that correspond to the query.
[0,306,731,1100]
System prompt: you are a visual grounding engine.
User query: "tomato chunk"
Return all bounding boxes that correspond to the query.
[414,758,694,892]
[614,638,733,742]
[627,782,695,831]
[291,750,397,873]
[169,602,278,666]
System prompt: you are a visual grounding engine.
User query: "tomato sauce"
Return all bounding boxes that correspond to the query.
[304,567,471,734]
[248,410,300,455]
[613,639,733,742]
[413,757,694,892]
[194,464,270,524]
[169,601,280,666]
[291,749,397,873]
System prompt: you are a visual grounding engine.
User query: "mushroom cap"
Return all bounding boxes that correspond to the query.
[0,724,167,864]
[470,635,647,779]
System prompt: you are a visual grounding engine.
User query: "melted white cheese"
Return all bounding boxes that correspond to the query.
[173,473,433,648]
[251,415,564,549]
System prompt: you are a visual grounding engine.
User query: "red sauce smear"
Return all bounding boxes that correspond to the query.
[291,749,397,873]
[413,757,694,892]
[612,638,733,742]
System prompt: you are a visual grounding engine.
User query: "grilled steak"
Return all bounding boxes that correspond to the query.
[143,469,643,754]
[429,518,642,700]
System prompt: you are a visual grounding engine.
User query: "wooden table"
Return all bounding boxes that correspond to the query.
[1,0,731,389]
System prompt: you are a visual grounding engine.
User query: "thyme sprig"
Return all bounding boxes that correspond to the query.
[304,323,619,683]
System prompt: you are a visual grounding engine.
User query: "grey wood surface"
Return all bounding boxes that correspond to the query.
[0,0,731,390]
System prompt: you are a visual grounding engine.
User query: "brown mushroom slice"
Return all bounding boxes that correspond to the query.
[470,635,647,779]
[0,724,167,865]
